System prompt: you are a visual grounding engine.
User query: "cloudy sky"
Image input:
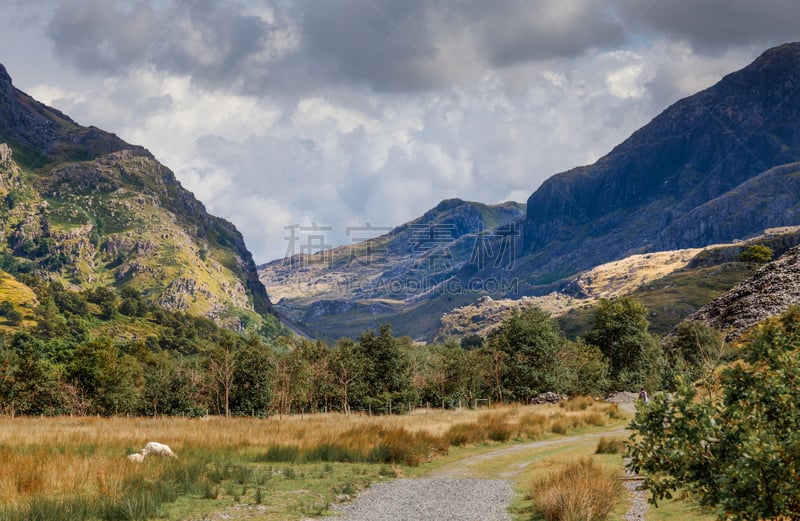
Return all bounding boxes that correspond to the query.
[1,1,798,263]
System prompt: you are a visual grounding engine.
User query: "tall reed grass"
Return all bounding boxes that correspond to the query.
[531,458,623,521]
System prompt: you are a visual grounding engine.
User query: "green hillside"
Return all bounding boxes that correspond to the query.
[0,62,280,336]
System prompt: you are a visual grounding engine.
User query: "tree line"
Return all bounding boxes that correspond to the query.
[0,277,723,417]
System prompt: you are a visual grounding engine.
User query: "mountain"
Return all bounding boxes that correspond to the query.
[520,42,800,285]
[262,42,800,341]
[0,63,279,333]
[259,199,525,340]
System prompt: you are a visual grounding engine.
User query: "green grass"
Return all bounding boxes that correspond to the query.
[646,492,716,521]
[159,461,395,521]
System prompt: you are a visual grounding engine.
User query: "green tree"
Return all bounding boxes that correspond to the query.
[663,321,728,393]
[486,307,564,401]
[85,286,118,320]
[66,338,142,415]
[0,300,22,325]
[416,343,494,406]
[628,309,800,520]
[8,346,66,415]
[460,334,484,349]
[206,332,238,417]
[558,338,610,395]
[738,244,773,264]
[137,350,200,417]
[357,324,415,412]
[118,287,148,317]
[230,336,274,417]
[329,338,368,415]
[586,297,662,390]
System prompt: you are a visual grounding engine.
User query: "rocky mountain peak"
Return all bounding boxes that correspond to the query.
[0,63,278,332]
[740,41,800,82]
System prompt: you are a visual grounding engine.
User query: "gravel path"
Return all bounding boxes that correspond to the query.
[623,478,649,521]
[319,428,634,521]
[319,400,644,521]
[319,478,513,521]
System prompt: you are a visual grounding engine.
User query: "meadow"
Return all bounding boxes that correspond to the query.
[0,400,626,521]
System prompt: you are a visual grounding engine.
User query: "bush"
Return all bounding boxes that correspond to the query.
[738,244,773,263]
[445,422,487,446]
[531,458,623,521]
[628,309,800,520]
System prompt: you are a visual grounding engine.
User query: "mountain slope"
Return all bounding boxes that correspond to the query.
[689,243,800,341]
[259,199,525,339]
[0,64,277,332]
[519,42,800,284]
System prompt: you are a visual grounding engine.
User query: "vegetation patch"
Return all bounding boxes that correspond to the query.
[530,458,623,521]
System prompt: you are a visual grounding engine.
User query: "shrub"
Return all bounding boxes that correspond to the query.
[738,244,773,263]
[628,311,800,520]
[445,422,487,446]
[550,421,568,435]
[304,444,361,463]
[595,437,626,455]
[484,414,514,442]
[560,396,594,411]
[531,458,623,521]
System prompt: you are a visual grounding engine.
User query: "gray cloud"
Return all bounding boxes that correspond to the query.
[462,0,624,66]
[47,0,157,73]
[613,0,800,51]
[47,0,286,85]
[43,0,800,96]
[27,0,800,263]
[43,0,632,94]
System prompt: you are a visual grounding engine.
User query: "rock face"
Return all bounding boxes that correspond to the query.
[0,64,275,331]
[520,42,800,284]
[690,245,800,341]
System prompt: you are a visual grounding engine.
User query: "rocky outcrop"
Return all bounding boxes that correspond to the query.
[434,294,578,341]
[0,143,20,190]
[690,245,800,340]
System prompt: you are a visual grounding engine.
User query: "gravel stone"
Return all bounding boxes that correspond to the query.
[320,477,513,521]
[623,479,649,521]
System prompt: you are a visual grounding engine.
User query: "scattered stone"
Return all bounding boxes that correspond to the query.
[604,391,639,404]
[530,392,568,404]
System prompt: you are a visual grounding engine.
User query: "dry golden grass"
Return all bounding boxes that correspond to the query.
[0,400,621,507]
[531,458,624,521]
